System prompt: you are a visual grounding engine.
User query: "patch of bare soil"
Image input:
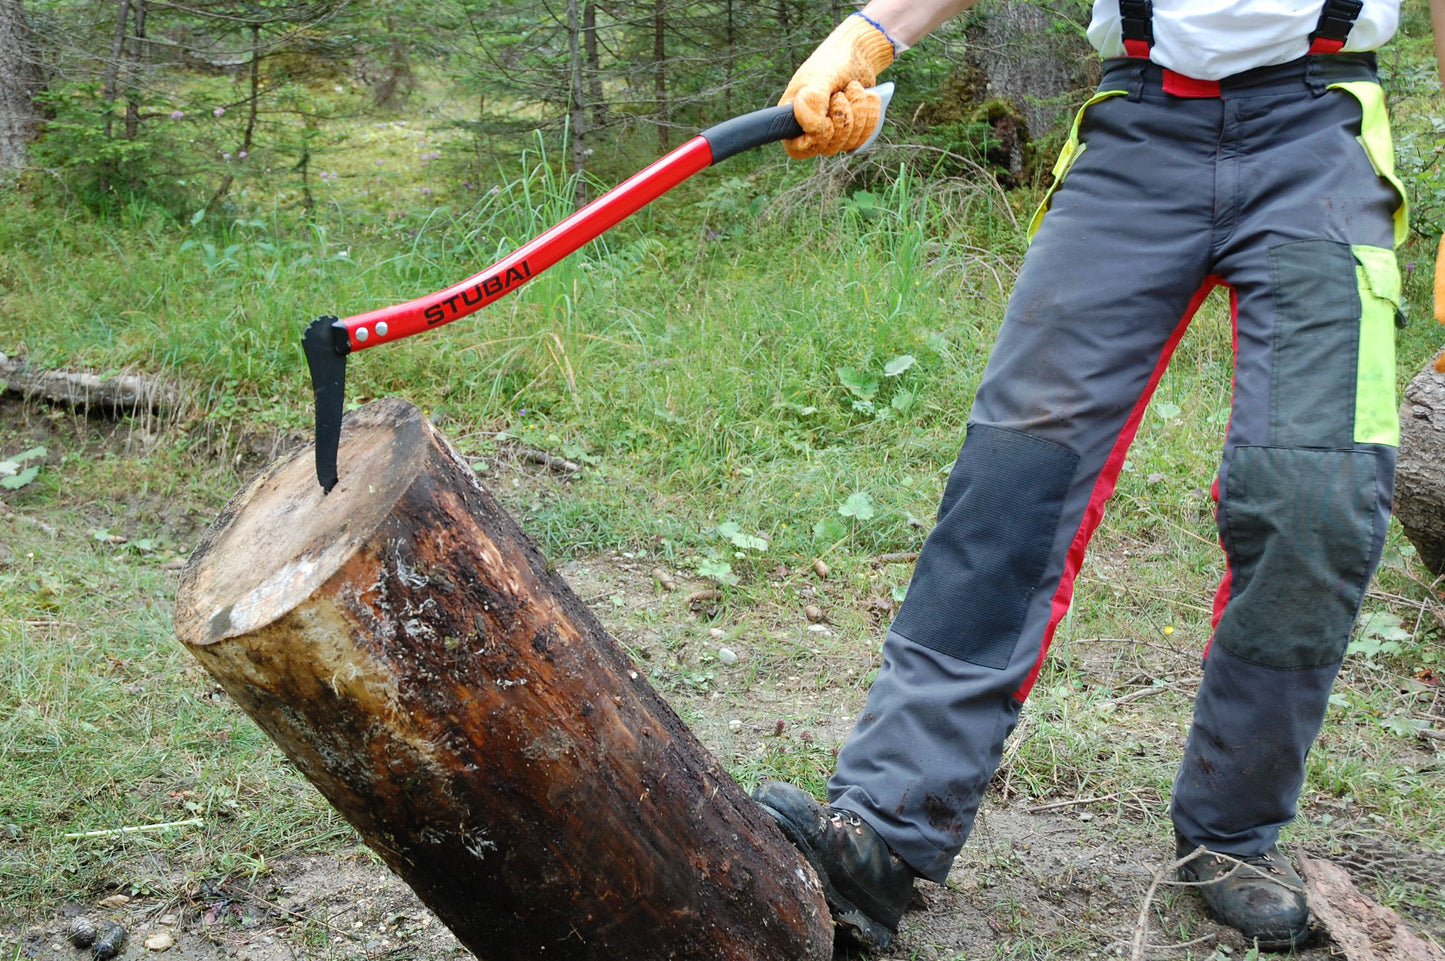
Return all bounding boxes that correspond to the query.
[11,854,463,961]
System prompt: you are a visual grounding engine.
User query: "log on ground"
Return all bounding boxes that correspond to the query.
[172,397,831,961]
[0,351,178,415]
[1396,348,1445,576]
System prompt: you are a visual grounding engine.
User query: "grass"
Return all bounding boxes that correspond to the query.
[0,417,354,910]
[2,34,1444,957]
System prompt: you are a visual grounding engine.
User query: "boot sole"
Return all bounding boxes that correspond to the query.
[756,800,896,952]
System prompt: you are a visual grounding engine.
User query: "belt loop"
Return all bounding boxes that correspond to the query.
[1305,57,1329,97]
[1126,60,1147,101]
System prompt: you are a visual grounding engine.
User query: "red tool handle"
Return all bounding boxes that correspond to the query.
[339,136,716,351]
[333,84,894,351]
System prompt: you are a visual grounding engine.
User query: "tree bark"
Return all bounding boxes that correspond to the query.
[964,3,1096,139]
[1396,349,1445,576]
[583,2,605,128]
[0,0,44,169]
[123,0,146,141]
[1299,853,1445,961]
[567,0,589,208]
[653,0,668,153]
[173,397,832,961]
[101,0,132,141]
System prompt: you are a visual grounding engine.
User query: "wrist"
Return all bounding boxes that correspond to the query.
[850,11,909,56]
[830,13,896,74]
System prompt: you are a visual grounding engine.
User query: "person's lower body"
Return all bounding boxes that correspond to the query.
[756,53,1403,952]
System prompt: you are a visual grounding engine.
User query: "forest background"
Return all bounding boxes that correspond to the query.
[1,1,1443,959]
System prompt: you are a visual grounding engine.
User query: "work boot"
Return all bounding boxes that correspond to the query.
[751,780,916,952]
[1175,834,1311,950]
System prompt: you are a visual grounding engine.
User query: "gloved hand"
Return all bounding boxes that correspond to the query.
[778,14,896,159]
[1434,234,1445,373]
[1435,233,1445,325]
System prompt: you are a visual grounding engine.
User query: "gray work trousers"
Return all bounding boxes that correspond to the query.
[830,54,1404,883]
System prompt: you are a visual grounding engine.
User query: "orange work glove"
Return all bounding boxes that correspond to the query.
[1435,233,1445,324]
[1434,234,1445,373]
[778,14,896,159]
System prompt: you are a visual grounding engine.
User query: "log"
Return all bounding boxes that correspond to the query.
[0,351,178,416]
[1396,348,1445,576]
[172,397,831,961]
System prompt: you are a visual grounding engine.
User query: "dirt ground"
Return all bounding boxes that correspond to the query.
[11,794,1445,961]
[3,395,1442,961]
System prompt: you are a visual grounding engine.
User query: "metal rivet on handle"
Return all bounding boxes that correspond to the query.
[376,322,389,337]
[356,327,369,342]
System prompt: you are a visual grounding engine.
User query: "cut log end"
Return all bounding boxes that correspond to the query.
[176,399,435,645]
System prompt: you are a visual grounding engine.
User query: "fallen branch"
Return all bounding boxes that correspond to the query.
[1027,793,1117,814]
[63,818,204,839]
[516,447,581,473]
[1104,679,1199,707]
[0,353,178,417]
[871,551,920,568]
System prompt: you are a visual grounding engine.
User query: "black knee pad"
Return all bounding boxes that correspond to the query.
[1214,445,1380,668]
[893,424,1078,668]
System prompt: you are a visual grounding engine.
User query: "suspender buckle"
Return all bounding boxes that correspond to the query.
[1308,0,1363,54]
[1119,0,1154,47]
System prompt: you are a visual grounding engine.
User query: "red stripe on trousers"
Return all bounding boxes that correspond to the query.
[1204,284,1241,659]
[1013,276,1226,702]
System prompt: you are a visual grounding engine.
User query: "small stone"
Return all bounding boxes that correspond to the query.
[98,895,131,909]
[717,647,738,665]
[728,719,743,732]
[708,628,725,640]
[92,922,127,961]
[68,917,98,948]
[144,931,175,952]
[803,605,826,623]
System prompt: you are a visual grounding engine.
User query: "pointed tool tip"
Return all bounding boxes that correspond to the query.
[304,315,348,497]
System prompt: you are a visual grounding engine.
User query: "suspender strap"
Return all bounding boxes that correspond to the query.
[1308,0,1363,54]
[1118,0,1153,58]
[1117,0,1364,60]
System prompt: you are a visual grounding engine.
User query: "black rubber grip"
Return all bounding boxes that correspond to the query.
[699,104,804,164]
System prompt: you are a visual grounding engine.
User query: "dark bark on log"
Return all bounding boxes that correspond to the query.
[172,397,832,961]
[0,353,178,416]
[1396,349,1445,576]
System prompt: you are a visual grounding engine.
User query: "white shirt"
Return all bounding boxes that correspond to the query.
[1087,1,1401,80]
